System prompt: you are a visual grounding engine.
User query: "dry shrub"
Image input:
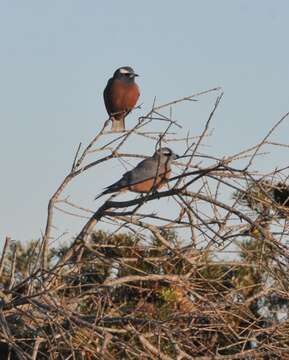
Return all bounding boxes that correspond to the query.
[1,88,289,359]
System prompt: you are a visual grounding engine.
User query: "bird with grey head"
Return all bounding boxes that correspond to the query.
[95,147,179,199]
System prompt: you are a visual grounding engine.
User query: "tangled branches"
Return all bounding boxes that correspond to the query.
[1,87,289,359]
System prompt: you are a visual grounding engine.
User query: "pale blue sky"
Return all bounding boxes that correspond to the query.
[1,1,289,245]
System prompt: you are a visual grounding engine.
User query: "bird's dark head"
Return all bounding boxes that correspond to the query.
[154,147,179,161]
[113,66,139,82]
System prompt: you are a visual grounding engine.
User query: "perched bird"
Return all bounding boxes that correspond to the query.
[95,147,179,199]
[103,66,140,132]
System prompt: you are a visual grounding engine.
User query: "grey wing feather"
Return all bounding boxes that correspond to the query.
[95,158,164,199]
[111,158,163,188]
[124,158,164,186]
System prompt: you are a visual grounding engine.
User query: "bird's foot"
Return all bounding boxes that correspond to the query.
[152,190,161,199]
[138,194,146,204]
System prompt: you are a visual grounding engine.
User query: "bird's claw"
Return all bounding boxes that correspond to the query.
[152,190,161,199]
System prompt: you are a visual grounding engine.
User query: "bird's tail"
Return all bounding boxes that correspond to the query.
[95,179,123,200]
[111,117,125,132]
[94,192,105,200]
[94,186,114,200]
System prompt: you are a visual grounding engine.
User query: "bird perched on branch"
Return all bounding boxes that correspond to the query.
[95,147,179,199]
[103,66,140,132]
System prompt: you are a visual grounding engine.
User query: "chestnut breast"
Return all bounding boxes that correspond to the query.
[121,171,171,193]
[104,79,140,120]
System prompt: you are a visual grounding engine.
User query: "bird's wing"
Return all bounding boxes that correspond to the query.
[103,78,117,114]
[117,158,166,188]
[96,158,167,198]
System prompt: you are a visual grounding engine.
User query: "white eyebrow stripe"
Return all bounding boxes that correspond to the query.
[120,68,130,74]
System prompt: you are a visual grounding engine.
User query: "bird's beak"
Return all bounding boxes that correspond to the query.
[134,73,139,77]
[173,154,180,160]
